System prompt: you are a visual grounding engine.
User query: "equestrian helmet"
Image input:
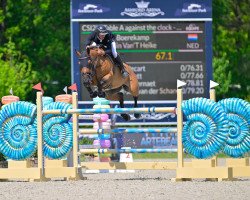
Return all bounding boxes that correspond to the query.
[95,25,108,35]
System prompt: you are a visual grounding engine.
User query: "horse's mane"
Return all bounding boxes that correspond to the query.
[105,54,115,66]
[87,46,116,73]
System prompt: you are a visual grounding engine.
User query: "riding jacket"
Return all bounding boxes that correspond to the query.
[85,30,116,56]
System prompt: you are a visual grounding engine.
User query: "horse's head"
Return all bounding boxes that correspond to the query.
[87,45,105,59]
[75,49,93,86]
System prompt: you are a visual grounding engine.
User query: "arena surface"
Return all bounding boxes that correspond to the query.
[0,159,249,200]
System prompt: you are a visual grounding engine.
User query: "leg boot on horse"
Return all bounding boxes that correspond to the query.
[97,82,106,98]
[133,96,140,119]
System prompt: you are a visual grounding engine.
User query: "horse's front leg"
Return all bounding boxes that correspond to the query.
[133,96,140,119]
[83,80,98,98]
[118,92,130,121]
[81,71,98,98]
[97,82,105,98]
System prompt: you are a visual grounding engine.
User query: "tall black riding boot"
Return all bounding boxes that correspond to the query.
[114,55,129,78]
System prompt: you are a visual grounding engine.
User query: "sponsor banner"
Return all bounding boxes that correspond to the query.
[72,0,212,19]
[113,132,177,149]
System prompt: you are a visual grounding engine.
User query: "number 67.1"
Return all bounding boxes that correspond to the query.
[155,52,173,61]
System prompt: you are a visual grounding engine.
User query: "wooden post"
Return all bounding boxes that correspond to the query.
[35,91,50,181]
[209,88,218,167]
[177,88,184,168]
[36,92,44,173]
[72,92,79,170]
[209,89,216,101]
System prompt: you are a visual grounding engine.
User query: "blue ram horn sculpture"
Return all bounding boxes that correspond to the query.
[182,98,229,159]
[0,101,37,160]
[42,96,54,107]
[218,98,250,158]
[42,102,73,159]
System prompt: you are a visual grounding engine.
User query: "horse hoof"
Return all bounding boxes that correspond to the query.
[98,91,106,98]
[121,114,130,121]
[90,91,98,98]
[134,113,141,119]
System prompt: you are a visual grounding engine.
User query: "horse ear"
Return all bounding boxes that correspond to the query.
[75,49,81,57]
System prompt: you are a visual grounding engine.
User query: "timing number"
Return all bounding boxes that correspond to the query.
[155,52,173,61]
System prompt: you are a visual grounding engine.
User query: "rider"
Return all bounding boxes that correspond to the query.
[84,25,129,78]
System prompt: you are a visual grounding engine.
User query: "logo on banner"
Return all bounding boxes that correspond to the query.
[182,3,207,13]
[185,24,200,31]
[175,3,211,16]
[78,3,110,14]
[121,0,165,17]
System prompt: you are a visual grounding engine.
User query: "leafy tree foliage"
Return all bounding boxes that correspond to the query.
[0,0,70,100]
[0,40,36,99]
[213,0,250,100]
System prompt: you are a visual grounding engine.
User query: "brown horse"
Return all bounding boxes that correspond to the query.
[76,45,140,121]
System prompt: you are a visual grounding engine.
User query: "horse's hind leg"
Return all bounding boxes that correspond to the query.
[123,85,140,119]
[133,96,140,119]
[118,93,130,121]
[106,92,130,121]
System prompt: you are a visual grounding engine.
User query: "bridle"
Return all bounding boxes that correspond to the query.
[79,44,110,85]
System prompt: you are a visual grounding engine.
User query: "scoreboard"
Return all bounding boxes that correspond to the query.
[79,22,207,101]
[71,0,212,124]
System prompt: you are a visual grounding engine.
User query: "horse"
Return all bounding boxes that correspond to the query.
[75,45,140,121]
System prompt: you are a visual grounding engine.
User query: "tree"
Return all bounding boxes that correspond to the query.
[213,0,250,100]
[213,56,232,98]
[0,40,36,99]
[0,0,71,100]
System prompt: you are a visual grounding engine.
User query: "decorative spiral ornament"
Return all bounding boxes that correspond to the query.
[182,98,228,159]
[0,101,37,160]
[42,96,53,107]
[218,98,250,158]
[42,102,73,159]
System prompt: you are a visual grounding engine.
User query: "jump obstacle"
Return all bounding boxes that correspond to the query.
[0,81,249,181]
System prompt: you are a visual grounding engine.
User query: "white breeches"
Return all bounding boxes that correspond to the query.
[111,42,118,58]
